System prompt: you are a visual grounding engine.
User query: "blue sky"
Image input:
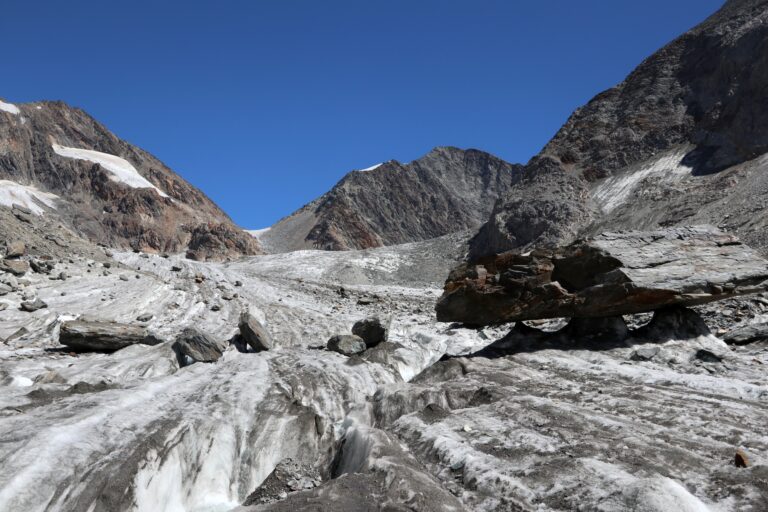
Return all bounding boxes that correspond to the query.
[1,1,722,228]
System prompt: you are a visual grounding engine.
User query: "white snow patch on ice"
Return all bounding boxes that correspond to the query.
[592,148,692,213]
[357,163,383,172]
[52,144,169,197]
[0,100,20,115]
[0,180,59,215]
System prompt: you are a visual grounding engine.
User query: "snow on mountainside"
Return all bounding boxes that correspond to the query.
[0,180,59,215]
[52,144,170,197]
[0,99,20,115]
[0,99,259,259]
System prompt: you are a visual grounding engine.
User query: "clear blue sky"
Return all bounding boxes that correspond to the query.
[1,1,723,228]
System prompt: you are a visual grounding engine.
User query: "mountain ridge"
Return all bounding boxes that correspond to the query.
[0,99,260,260]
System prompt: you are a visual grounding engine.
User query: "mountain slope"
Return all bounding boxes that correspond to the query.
[0,100,260,260]
[470,0,768,259]
[259,146,522,252]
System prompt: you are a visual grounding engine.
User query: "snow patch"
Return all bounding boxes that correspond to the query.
[592,149,692,213]
[0,180,59,215]
[0,100,20,115]
[52,144,169,198]
[357,163,383,172]
[246,227,271,238]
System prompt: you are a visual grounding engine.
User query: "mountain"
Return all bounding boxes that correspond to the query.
[0,99,260,260]
[470,0,768,259]
[258,146,522,252]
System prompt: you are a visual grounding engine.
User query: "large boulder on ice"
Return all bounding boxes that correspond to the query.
[238,312,273,352]
[59,320,154,351]
[173,327,229,364]
[351,317,388,348]
[437,226,768,325]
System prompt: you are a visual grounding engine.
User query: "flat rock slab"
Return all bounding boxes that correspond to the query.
[437,226,768,325]
[60,320,151,351]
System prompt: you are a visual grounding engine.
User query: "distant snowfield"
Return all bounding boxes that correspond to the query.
[245,227,271,238]
[0,180,59,215]
[0,100,21,115]
[52,144,169,198]
[358,163,383,172]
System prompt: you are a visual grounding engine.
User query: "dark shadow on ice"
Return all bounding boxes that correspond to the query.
[466,306,712,358]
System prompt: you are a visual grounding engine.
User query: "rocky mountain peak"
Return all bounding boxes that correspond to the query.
[257,146,523,253]
[0,99,260,260]
[469,0,768,260]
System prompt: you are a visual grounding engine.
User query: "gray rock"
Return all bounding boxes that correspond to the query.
[630,346,660,361]
[722,322,768,345]
[20,298,47,312]
[119,274,130,281]
[327,334,366,356]
[30,258,54,274]
[0,283,12,296]
[351,317,388,348]
[136,313,153,322]
[172,327,228,364]
[438,226,768,325]
[0,274,19,289]
[239,312,273,352]
[59,320,152,351]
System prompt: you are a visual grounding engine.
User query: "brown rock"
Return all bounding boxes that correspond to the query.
[735,449,750,468]
[5,241,25,258]
[0,259,30,276]
[437,226,768,325]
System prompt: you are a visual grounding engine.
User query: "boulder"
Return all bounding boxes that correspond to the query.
[437,226,768,325]
[5,241,25,258]
[173,327,228,364]
[59,321,154,351]
[0,283,12,296]
[30,259,54,274]
[722,322,768,345]
[630,346,660,361]
[20,298,47,312]
[351,317,389,348]
[0,259,29,276]
[327,334,366,356]
[239,312,273,352]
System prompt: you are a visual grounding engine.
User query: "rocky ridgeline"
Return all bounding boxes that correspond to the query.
[260,147,522,252]
[439,226,768,325]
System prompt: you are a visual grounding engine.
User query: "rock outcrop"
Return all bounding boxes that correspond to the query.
[259,147,522,252]
[0,100,260,260]
[438,226,768,325]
